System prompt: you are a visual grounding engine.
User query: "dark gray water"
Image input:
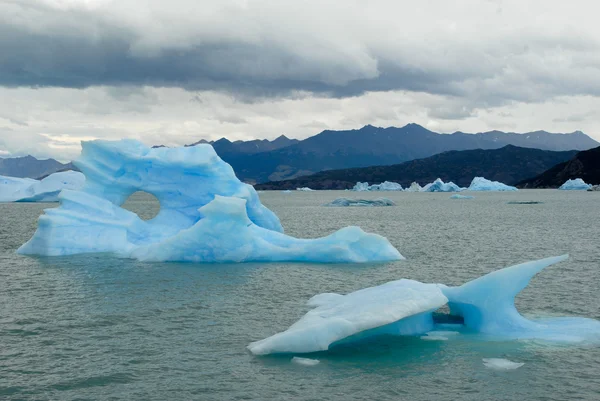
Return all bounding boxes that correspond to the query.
[1,190,599,400]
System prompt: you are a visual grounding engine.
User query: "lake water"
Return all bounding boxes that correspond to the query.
[1,190,599,400]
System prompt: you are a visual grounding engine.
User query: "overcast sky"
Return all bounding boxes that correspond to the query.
[1,0,600,161]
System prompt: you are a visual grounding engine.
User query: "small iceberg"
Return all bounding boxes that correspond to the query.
[282,190,292,193]
[351,181,403,191]
[18,140,403,264]
[559,178,592,190]
[291,357,320,366]
[296,187,314,191]
[248,255,600,355]
[405,182,422,192]
[467,177,518,191]
[324,198,395,207]
[0,171,85,202]
[482,358,524,370]
[421,178,464,192]
[450,194,474,200]
[588,185,600,192]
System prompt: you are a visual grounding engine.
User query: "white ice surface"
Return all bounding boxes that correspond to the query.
[0,171,84,202]
[482,358,524,370]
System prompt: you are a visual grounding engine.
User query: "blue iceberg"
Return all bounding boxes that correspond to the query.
[405,182,422,192]
[352,181,403,191]
[559,178,592,190]
[467,177,518,191]
[248,255,600,354]
[18,140,402,263]
[0,171,85,202]
[421,178,464,192]
[324,198,396,207]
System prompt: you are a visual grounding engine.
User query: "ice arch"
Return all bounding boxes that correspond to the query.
[18,140,402,263]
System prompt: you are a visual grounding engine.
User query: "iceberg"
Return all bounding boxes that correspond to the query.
[421,178,464,192]
[248,255,600,355]
[351,181,403,191]
[467,177,518,191]
[559,178,592,190]
[296,187,314,191]
[450,194,474,200]
[282,190,292,193]
[405,182,422,192]
[0,171,85,202]
[588,185,600,192]
[482,358,524,370]
[324,198,395,207]
[18,140,402,263]
[291,357,320,366]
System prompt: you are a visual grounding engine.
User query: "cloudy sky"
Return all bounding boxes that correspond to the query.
[1,0,600,161]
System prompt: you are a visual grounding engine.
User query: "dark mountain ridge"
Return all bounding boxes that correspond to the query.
[254,145,579,190]
[0,155,70,179]
[517,146,600,188]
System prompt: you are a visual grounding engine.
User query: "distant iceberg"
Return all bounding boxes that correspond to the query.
[0,171,85,202]
[450,194,474,200]
[405,182,422,192]
[296,187,314,191]
[18,140,402,263]
[324,198,395,207]
[248,255,600,355]
[559,178,592,190]
[282,190,292,193]
[421,178,464,192]
[467,177,518,191]
[351,181,403,191]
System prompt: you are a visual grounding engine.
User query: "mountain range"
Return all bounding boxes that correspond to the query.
[254,146,579,190]
[0,156,75,179]
[217,124,599,183]
[518,146,600,188]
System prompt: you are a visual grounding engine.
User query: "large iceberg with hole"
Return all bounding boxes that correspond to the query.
[467,177,518,191]
[0,171,85,202]
[352,181,403,191]
[421,178,464,192]
[559,178,592,190]
[248,255,600,354]
[18,140,402,263]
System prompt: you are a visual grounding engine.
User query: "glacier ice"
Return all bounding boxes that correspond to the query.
[467,177,518,191]
[18,140,402,263]
[421,178,464,192]
[248,255,600,355]
[351,181,403,191]
[0,171,85,202]
[324,198,395,207]
[296,187,314,191]
[405,182,422,192]
[450,194,474,200]
[482,358,524,370]
[559,178,592,190]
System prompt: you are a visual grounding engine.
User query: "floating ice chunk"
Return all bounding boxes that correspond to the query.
[467,177,518,191]
[559,178,592,190]
[351,181,403,191]
[324,198,395,207]
[405,182,422,192]
[247,279,448,355]
[296,187,314,191]
[482,358,524,370]
[282,190,292,193]
[291,357,320,366]
[421,178,464,192]
[18,140,402,264]
[0,171,85,202]
[450,194,474,200]
[248,255,600,355]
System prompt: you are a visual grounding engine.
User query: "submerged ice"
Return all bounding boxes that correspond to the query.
[0,171,85,202]
[18,140,402,263]
[248,255,600,355]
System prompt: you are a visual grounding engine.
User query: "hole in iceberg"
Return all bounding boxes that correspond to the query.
[122,191,161,221]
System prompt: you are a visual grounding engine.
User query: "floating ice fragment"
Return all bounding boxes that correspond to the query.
[482,358,524,370]
[351,181,403,191]
[467,177,518,191]
[405,182,422,192]
[421,178,464,192]
[282,190,292,193]
[324,198,395,207]
[450,194,474,200]
[0,171,85,202]
[291,357,320,366]
[296,187,314,191]
[248,255,600,355]
[18,140,402,264]
[559,178,592,190]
